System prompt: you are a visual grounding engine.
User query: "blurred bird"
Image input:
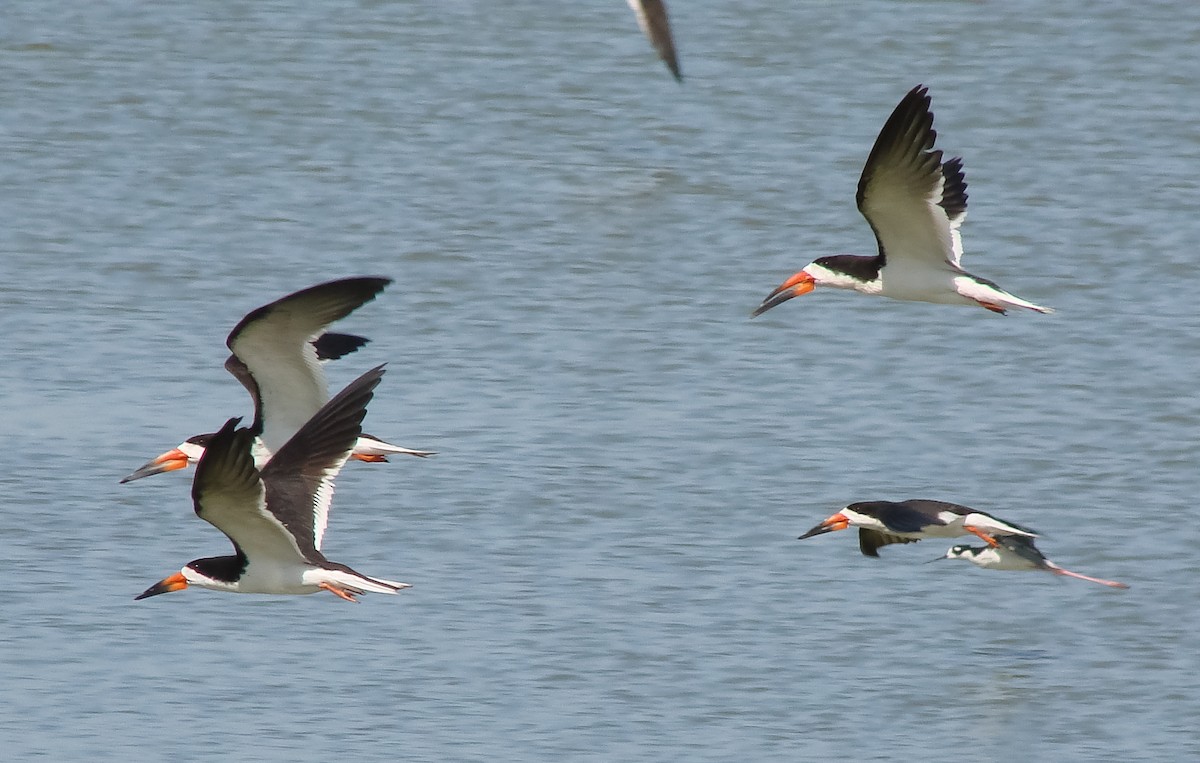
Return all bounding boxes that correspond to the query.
[627,0,682,82]
[939,535,1129,589]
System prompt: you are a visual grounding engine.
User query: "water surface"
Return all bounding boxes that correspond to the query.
[1,1,1198,760]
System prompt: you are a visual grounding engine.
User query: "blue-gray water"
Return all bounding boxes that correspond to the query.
[2,1,1198,760]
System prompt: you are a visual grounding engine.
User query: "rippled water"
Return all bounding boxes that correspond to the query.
[2,1,1198,760]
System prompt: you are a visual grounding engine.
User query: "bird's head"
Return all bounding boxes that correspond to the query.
[119,436,210,483]
[752,256,885,316]
[942,544,975,561]
[134,556,242,601]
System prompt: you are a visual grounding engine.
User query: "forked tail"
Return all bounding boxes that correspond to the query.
[355,575,411,594]
[322,568,411,595]
[959,275,1054,315]
[357,434,435,458]
[993,291,1055,315]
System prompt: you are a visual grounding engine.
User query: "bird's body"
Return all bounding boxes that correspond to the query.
[942,536,1128,589]
[136,366,409,602]
[753,85,1053,317]
[120,278,432,484]
[627,0,681,82]
[798,499,1037,557]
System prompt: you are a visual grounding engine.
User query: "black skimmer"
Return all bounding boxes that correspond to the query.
[627,0,682,82]
[940,535,1129,589]
[120,277,433,483]
[136,365,410,602]
[798,499,1038,557]
[752,85,1053,317]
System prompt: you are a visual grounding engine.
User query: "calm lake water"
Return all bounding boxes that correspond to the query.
[2,1,1198,760]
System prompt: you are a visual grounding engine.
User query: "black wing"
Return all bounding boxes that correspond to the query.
[191,418,309,564]
[260,365,385,555]
[859,529,921,557]
[855,86,962,269]
[311,332,371,361]
[848,500,956,534]
[996,535,1049,566]
[629,0,682,82]
[225,277,390,453]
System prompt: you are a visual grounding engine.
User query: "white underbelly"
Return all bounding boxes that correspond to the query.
[878,265,974,305]
[232,562,320,595]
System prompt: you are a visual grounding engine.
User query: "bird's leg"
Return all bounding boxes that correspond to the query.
[319,582,359,602]
[1053,568,1130,589]
[351,453,388,463]
[975,301,1008,314]
[964,525,1000,547]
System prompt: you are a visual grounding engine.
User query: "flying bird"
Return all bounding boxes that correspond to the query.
[136,365,410,602]
[121,277,433,483]
[940,535,1128,589]
[627,0,682,82]
[798,499,1037,557]
[753,85,1053,317]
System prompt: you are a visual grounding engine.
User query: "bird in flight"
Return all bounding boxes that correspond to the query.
[753,86,1053,317]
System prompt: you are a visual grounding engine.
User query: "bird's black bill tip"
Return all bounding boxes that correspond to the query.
[135,572,188,600]
[750,293,790,319]
[798,513,849,541]
[797,525,833,541]
[120,463,168,484]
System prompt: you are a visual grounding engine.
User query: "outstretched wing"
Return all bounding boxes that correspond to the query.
[192,418,308,564]
[939,157,969,268]
[627,0,682,81]
[226,277,390,453]
[859,529,921,557]
[856,85,966,271]
[261,365,385,554]
[311,332,371,362]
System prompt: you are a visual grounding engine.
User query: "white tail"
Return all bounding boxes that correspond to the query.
[320,568,411,595]
[355,435,435,459]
